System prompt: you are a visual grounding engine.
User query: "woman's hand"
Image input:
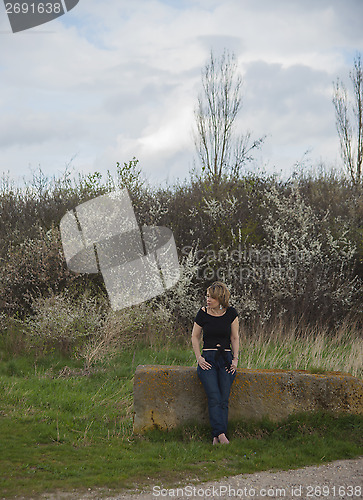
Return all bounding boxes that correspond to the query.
[228,358,238,374]
[198,356,212,370]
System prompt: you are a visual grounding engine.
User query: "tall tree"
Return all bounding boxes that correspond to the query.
[193,50,264,189]
[333,53,363,185]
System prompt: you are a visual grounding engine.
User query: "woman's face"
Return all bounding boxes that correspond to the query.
[206,291,220,309]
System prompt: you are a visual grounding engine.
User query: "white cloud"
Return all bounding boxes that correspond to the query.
[0,0,362,186]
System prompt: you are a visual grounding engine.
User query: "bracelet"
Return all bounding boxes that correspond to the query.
[233,356,239,360]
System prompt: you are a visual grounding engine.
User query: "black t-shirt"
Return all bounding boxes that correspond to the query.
[194,306,238,349]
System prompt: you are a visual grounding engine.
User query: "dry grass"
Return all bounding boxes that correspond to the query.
[239,317,362,378]
[2,287,361,379]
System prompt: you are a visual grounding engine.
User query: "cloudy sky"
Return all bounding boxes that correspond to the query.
[1,0,363,187]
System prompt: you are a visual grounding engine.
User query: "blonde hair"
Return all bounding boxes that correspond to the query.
[207,281,230,308]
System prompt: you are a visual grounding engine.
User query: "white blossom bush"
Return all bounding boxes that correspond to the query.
[202,194,239,222]
[1,166,361,344]
[27,291,107,355]
[226,183,362,328]
[147,245,206,335]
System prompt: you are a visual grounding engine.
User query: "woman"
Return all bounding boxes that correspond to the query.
[191,281,239,445]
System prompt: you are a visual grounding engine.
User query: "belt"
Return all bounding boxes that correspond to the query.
[204,346,232,370]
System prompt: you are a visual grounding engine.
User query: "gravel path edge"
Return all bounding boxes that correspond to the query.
[34,457,363,500]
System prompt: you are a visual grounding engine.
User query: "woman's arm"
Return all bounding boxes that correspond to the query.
[191,322,211,370]
[230,316,239,372]
[191,322,203,361]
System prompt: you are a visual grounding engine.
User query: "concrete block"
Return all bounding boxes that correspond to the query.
[133,365,363,434]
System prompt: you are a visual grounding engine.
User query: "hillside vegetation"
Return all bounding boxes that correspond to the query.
[0,161,362,362]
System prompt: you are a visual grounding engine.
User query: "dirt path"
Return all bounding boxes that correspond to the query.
[38,457,362,500]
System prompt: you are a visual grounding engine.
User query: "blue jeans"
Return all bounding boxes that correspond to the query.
[197,350,236,438]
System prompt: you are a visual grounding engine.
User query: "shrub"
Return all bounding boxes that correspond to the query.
[26,291,107,355]
[0,165,362,333]
[195,182,362,330]
[242,182,362,327]
[0,225,77,315]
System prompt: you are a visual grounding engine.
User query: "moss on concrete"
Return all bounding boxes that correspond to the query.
[133,366,363,434]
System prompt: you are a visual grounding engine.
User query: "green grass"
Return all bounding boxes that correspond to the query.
[0,408,362,498]
[0,341,362,498]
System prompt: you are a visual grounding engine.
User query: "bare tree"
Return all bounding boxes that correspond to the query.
[333,53,363,185]
[193,50,264,188]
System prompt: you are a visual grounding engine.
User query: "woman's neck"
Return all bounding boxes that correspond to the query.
[208,306,225,315]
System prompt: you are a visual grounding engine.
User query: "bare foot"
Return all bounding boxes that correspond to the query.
[218,433,229,444]
[212,437,219,445]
